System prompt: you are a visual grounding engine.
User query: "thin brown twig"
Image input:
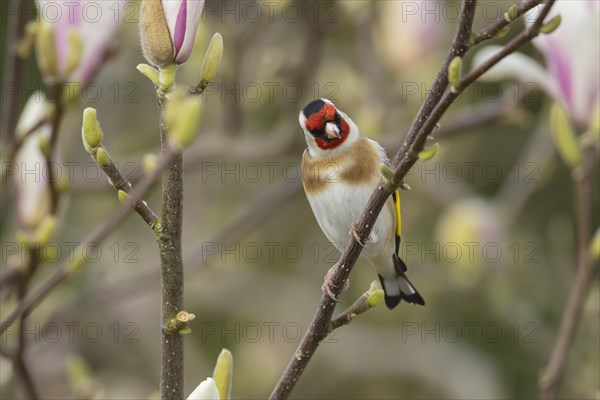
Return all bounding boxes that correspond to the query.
[539,152,597,399]
[45,89,64,214]
[270,1,554,398]
[1,0,27,146]
[470,0,542,47]
[0,150,178,335]
[90,147,159,229]
[13,253,41,400]
[328,281,383,333]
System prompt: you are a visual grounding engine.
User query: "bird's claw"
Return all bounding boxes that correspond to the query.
[349,221,376,247]
[322,266,344,303]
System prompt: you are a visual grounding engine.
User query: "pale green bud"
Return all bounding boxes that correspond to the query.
[35,22,57,77]
[213,349,233,400]
[179,327,192,335]
[550,102,582,168]
[159,63,177,91]
[166,92,202,149]
[380,164,396,183]
[540,15,561,34]
[418,143,440,161]
[96,147,111,168]
[495,26,510,39]
[367,288,385,308]
[117,190,130,204]
[142,153,158,174]
[137,63,161,87]
[82,108,103,153]
[200,33,224,84]
[504,4,519,22]
[66,29,83,74]
[34,215,58,244]
[448,56,462,93]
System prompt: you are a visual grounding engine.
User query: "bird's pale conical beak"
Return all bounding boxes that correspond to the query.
[325,122,341,139]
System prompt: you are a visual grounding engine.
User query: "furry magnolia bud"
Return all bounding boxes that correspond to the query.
[35,23,58,78]
[139,0,173,67]
[200,33,224,84]
[81,108,103,153]
[139,0,205,66]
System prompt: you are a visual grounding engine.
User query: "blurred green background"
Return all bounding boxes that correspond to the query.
[1,0,598,399]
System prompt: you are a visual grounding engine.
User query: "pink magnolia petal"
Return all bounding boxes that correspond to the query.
[173,0,188,55]
[528,0,600,127]
[35,0,124,83]
[162,0,204,64]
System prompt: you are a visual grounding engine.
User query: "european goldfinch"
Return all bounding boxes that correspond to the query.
[299,99,425,309]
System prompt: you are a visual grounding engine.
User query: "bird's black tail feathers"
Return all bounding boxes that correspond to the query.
[378,254,425,309]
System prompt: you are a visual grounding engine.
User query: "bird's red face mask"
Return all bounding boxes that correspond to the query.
[303,101,350,150]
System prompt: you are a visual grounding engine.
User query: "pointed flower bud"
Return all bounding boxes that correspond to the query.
[366,281,385,308]
[418,142,440,161]
[165,89,202,149]
[82,108,103,153]
[550,102,583,168]
[35,22,58,78]
[212,349,233,400]
[200,33,224,84]
[140,0,205,66]
[96,147,111,167]
[66,29,83,74]
[143,153,159,174]
[137,63,161,87]
[34,215,58,244]
[540,15,561,34]
[504,4,519,22]
[379,164,396,183]
[448,56,462,93]
[117,190,130,204]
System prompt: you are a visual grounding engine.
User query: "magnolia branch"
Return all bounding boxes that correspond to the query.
[156,93,185,400]
[90,148,159,229]
[0,151,178,335]
[270,1,555,398]
[539,147,598,399]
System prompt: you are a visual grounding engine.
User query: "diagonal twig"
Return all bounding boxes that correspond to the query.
[0,150,178,335]
[270,1,555,398]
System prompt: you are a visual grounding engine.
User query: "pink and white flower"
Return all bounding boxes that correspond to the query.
[13,92,53,228]
[35,0,125,84]
[473,0,600,130]
[140,0,205,66]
